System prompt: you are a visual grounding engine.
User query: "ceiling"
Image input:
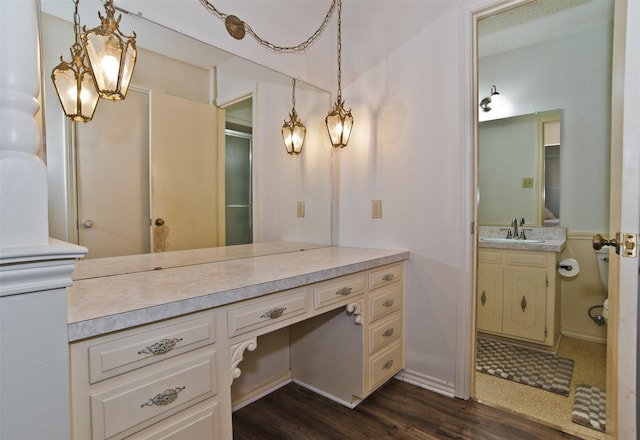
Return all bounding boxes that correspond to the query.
[40,0,613,91]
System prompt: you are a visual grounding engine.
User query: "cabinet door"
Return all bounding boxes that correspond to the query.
[476,265,503,334]
[503,269,547,342]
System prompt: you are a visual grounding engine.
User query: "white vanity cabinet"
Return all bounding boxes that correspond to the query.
[67,248,408,440]
[69,310,226,440]
[476,248,559,348]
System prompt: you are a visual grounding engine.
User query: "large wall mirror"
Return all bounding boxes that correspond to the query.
[40,1,333,262]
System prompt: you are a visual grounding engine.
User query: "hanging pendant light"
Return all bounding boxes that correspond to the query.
[51,0,100,122]
[82,0,137,100]
[325,0,353,149]
[282,79,307,155]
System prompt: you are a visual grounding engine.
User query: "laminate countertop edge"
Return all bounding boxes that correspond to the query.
[67,247,409,342]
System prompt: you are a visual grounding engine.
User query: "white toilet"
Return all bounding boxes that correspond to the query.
[595,247,609,322]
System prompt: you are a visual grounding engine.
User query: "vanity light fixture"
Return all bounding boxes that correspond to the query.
[82,0,137,101]
[325,0,353,149]
[480,84,501,112]
[282,79,306,155]
[51,0,100,122]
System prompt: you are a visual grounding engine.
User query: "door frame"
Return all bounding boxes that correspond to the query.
[459,0,636,437]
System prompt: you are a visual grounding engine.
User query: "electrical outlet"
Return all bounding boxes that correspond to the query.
[297,201,305,218]
[522,178,534,188]
[372,200,382,218]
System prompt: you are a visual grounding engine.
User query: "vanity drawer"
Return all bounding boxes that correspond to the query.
[478,249,502,264]
[90,348,217,440]
[369,263,403,290]
[227,288,310,338]
[506,251,548,268]
[125,399,219,440]
[369,313,402,354]
[369,283,402,322]
[313,273,365,309]
[88,313,216,384]
[369,341,403,391]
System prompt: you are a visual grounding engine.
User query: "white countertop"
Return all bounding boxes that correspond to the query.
[67,246,409,342]
[478,226,567,252]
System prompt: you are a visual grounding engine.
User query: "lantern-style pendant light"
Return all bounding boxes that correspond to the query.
[325,0,353,149]
[83,0,137,100]
[282,79,306,155]
[51,0,100,122]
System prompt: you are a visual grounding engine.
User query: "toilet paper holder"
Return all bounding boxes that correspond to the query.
[556,262,573,271]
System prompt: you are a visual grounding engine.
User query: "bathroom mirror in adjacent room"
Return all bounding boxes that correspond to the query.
[478,110,561,226]
[40,1,333,261]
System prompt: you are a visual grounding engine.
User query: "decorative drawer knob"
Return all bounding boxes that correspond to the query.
[335,287,353,296]
[382,274,394,282]
[260,307,287,320]
[521,295,527,312]
[382,328,394,337]
[138,337,183,356]
[141,386,185,407]
[382,360,394,370]
[382,299,394,308]
[480,290,487,306]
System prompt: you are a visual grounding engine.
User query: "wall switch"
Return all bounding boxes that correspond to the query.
[297,201,305,217]
[522,178,534,188]
[372,200,382,218]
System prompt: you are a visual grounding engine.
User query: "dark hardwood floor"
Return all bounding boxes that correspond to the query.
[233,379,580,439]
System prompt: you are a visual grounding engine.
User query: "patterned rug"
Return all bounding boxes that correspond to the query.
[476,337,574,396]
[572,385,606,432]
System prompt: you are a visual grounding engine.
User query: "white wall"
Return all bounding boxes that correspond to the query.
[479,22,613,233]
[338,4,464,392]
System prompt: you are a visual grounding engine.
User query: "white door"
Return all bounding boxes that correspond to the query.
[76,89,150,259]
[605,2,639,437]
[149,92,219,252]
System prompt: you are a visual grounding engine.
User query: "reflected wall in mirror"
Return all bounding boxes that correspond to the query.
[478,110,561,226]
[478,0,613,232]
[41,2,332,260]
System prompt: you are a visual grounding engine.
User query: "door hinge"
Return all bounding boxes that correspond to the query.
[622,233,637,258]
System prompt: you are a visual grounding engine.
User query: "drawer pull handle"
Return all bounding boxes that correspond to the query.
[382,360,394,370]
[382,299,394,308]
[336,287,353,296]
[141,386,185,407]
[521,295,527,312]
[480,290,487,306]
[261,307,287,320]
[138,337,183,356]
[382,328,394,337]
[382,274,395,281]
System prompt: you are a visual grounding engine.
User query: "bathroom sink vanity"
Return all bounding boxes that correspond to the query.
[66,244,408,440]
[477,227,566,349]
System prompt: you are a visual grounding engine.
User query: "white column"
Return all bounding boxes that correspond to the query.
[0,2,87,439]
[0,0,48,248]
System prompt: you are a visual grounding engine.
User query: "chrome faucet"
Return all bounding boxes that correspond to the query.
[511,218,519,239]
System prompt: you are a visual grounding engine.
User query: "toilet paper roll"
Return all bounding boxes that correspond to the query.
[557,258,580,277]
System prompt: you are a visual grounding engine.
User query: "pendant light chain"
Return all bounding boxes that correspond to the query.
[336,0,342,101]
[72,0,81,44]
[198,0,336,53]
[292,78,297,109]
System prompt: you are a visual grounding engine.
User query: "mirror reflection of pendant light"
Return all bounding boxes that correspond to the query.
[282,79,306,155]
[51,0,100,122]
[83,0,137,101]
[325,0,353,149]
[480,84,501,112]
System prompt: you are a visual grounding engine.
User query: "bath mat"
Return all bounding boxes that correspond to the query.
[476,337,574,396]
[572,385,606,432]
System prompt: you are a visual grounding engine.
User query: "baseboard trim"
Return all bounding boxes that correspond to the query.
[232,371,292,411]
[561,329,607,344]
[394,369,456,398]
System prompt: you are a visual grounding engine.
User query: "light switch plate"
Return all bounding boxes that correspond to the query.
[522,178,534,188]
[372,200,382,218]
[297,201,305,217]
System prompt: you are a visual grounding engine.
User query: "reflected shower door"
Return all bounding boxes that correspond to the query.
[225,130,252,245]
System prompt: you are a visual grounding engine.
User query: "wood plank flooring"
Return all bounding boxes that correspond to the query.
[233,379,581,439]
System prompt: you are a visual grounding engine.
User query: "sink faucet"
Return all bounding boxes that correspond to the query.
[511,218,519,239]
